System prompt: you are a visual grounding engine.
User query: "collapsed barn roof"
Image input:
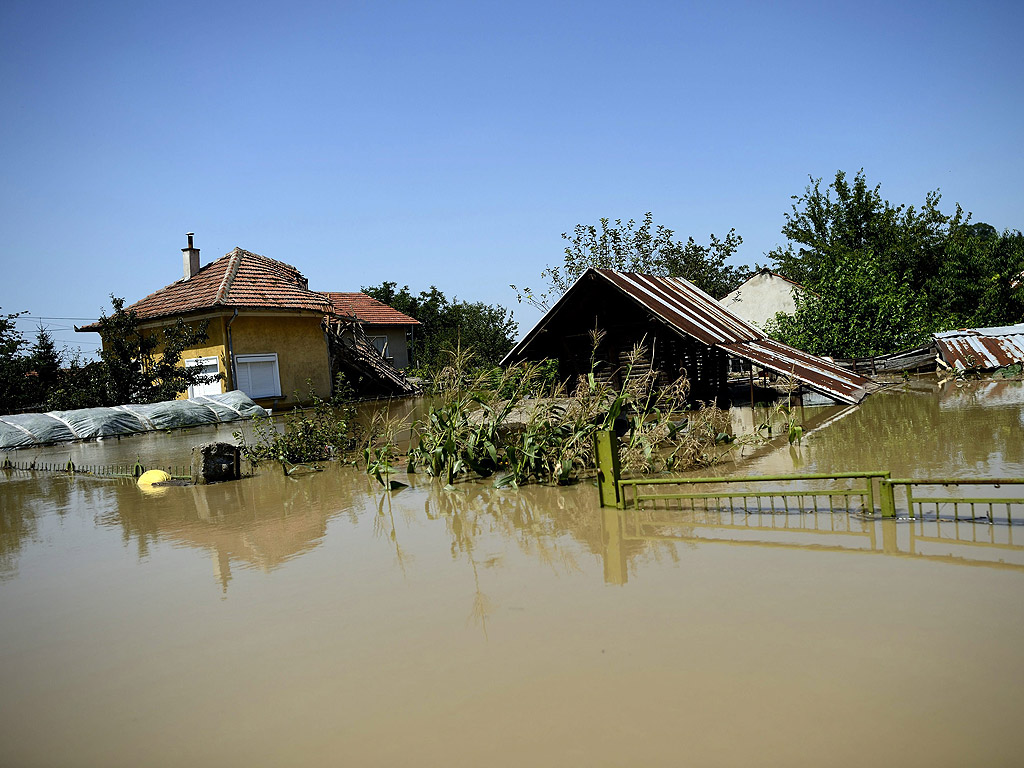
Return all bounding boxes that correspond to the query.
[934,324,1024,371]
[502,268,870,405]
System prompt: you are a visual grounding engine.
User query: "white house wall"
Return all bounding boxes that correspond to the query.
[719,272,802,330]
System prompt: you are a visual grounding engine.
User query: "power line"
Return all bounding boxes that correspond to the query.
[13,315,100,322]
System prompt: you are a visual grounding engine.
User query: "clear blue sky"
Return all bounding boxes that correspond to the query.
[2,0,1022,355]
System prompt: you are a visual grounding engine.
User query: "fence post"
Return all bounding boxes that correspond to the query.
[879,479,896,518]
[594,430,621,508]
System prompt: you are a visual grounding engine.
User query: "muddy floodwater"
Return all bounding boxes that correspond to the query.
[2,378,1024,766]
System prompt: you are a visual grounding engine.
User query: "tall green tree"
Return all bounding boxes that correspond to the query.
[770,251,929,357]
[24,325,62,408]
[767,170,1024,357]
[513,212,751,310]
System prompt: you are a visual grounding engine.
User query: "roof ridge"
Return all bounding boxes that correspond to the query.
[231,247,304,278]
[215,249,243,304]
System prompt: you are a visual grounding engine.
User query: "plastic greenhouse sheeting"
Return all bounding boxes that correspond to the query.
[0,392,268,450]
[0,413,77,446]
[117,400,221,430]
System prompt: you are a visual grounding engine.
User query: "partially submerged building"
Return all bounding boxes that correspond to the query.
[77,235,416,405]
[934,324,1024,371]
[501,269,870,405]
[321,292,420,369]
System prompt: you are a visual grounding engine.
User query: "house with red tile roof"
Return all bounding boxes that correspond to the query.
[78,236,339,406]
[321,292,420,369]
[78,235,421,403]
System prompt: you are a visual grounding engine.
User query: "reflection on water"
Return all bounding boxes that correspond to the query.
[603,507,1024,586]
[3,379,1024,589]
[2,378,1024,766]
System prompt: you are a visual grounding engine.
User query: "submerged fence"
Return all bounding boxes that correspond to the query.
[594,430,1024,520]
[618,471,890,515]
[0,455,191,480]
[883,478,1024,522]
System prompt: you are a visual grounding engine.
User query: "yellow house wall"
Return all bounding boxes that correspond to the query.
[177,317,228,396]
[230,314,331,403]
[101,312,330,406]
[125,316,229,400]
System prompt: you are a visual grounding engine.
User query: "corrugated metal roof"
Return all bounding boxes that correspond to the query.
[720,339,869,404]
[599,270,764,345]
[934,324,1024,370]
[503,268,871,404]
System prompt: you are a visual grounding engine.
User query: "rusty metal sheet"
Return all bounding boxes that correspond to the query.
[934,325,1024,370]
[598,270,764,345]
[721,339,871,404]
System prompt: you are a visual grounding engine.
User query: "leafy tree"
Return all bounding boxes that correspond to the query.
[0,298,224,414]
[768,170,1024,357]
[769,169,964,290]
[769,251,929,357]
[96,296,221,404]
[45,353,107,411]
[361,283,518,369]
[513,212,751,310]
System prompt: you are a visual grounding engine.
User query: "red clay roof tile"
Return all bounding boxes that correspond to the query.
[321,292,420,326]
[79,248,332,330]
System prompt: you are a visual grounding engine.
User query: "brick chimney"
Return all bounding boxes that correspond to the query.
[182,232,201,279]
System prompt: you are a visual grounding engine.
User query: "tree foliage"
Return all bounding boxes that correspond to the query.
[0,309,30,413]
[513,212,751,310]
[0,297,221,415]
[767,170,1024,357]
[96,296,221,404]
[361,283,518,369]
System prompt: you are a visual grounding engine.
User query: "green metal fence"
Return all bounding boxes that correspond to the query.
[881,478,1024,522]
[618,471,890,514]
[594,430,1023,520]
[0,455,191,480]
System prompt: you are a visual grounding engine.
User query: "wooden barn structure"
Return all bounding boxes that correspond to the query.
[501,269,871,405]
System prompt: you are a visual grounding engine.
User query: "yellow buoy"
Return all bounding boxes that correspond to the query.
[137,469,172,486]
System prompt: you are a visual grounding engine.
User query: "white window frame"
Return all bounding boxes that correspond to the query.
[234,353,283,399]
[185,356,222,399]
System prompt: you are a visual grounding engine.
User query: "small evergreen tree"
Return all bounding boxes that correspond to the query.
[24,325,62,408]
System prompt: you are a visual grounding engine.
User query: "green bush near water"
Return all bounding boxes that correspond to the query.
[234,376,360,466]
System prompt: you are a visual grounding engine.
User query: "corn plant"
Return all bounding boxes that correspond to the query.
[364,409,407,489]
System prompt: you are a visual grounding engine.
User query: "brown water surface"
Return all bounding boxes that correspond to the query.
[2,378,1023,766]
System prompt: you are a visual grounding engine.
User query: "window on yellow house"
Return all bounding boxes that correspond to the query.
[234,353,282,399]
[186,356,222,398]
